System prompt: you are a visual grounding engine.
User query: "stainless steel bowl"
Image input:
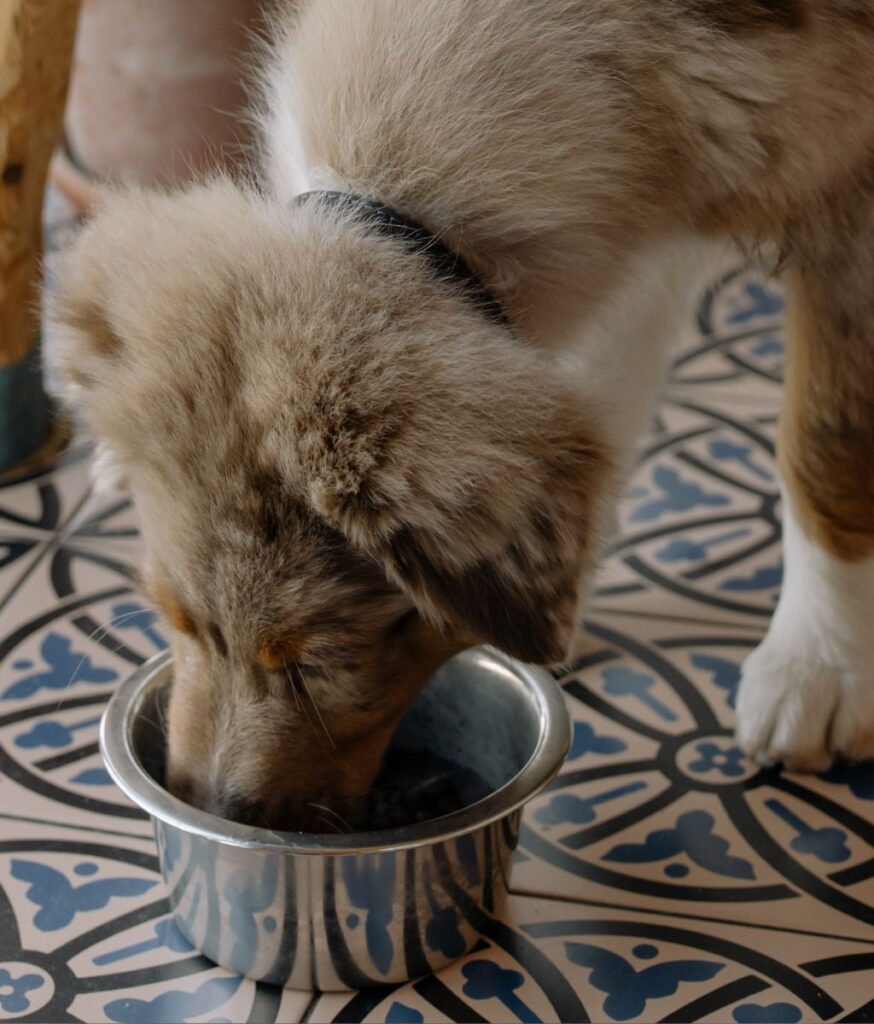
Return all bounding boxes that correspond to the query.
[100,647,570,990]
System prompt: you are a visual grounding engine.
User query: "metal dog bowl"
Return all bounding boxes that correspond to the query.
[100,647,570,990]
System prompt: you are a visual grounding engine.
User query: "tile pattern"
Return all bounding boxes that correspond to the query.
[0,446,92,605]
[2,227,873,1020]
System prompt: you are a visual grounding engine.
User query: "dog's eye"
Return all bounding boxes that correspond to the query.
[285,661,307,696]
[273,657,327,688]
[259,638,304,671]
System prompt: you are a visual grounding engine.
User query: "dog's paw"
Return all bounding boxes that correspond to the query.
[736,490,874,772]
[736,638,874,771]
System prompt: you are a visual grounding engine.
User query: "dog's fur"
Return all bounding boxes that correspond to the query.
[50,0,874,825]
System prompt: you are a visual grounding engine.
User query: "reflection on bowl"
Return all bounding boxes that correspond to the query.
[100,647,570,990]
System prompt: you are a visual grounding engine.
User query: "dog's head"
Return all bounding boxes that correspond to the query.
[50,180,612,829]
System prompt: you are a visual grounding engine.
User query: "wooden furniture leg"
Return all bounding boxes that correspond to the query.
[0,0,80,472]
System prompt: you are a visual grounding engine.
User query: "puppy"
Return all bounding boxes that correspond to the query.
[50,0,874,827]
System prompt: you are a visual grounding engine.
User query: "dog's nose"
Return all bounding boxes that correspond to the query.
[164,767,196,806]
[206,790,266,826]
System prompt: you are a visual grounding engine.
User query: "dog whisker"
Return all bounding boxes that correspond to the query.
[283,664,302,713]
[153,696,167,734]
[290,673,320,737]
[52,606,157,715]
[297,669,337,751]
[308,802,352,833]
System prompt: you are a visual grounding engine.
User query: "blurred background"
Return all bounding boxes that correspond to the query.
[1,0,269,479]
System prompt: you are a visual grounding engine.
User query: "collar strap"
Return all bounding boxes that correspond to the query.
[296,190,508,327]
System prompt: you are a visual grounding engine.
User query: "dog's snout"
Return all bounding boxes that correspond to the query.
[166,766,277,826]
[206,790,268,826]
[210,790,328,831]
[164,766,196,807]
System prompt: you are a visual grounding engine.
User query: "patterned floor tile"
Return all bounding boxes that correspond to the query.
[0,534,166,835]
[0,817,311,1023]
[0,446,93,606]
[308,894,874,1024]
[2,236,872,1022]
[512,612,874,942]
[593,397,781,626]
[609,258,787,625]
[64,491,144,572]
[617,259,788,627]
[665,261,786,411]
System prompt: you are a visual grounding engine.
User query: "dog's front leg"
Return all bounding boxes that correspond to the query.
[736,193,874,770]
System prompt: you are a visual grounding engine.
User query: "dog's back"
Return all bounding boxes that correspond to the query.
[262,0,874,276]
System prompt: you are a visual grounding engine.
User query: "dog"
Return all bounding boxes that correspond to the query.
[50,0,874,829]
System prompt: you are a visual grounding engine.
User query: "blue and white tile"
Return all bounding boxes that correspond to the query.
[597,258,786,623]
[513,612,874,942]
[0,445,93,603]
[0,240,871,1023]
[666,261,786,410]
[68,968,310,1024]
[309,894,874,1024]
[0,536,167,833]
[2,843,159,957]
[64,490,144,572]
[0,445,91,535]
[0,818,310,1023]
[594,398,781,626]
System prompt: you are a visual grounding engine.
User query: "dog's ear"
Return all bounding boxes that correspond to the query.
[46,179,250,494]
[298,342,611,665]
[374,436,606,664]
[46,206,133,493]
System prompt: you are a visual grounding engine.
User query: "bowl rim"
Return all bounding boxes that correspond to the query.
[100,646,570,855]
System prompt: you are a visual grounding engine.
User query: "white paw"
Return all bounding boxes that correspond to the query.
[736,639,874,772]
[736,487,874,772]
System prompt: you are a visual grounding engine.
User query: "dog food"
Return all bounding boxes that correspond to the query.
[359,749,491,830]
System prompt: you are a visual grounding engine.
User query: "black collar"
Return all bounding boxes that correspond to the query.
[296,190,508,327]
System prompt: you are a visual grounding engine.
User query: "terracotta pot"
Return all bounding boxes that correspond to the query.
[51,0,267,209]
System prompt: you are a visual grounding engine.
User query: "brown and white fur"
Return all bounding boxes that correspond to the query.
[49,0,874,827]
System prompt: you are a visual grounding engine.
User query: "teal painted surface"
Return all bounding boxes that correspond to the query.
[0,340,51,472]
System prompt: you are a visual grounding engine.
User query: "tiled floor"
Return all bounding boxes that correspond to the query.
[2,230,873,1022]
